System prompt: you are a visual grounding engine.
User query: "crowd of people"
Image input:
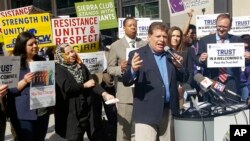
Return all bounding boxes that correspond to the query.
[1,12,250,141]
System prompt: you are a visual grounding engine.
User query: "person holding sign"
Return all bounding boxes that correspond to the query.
[0,84,8,141]
[54,43,115,141]
[197,13,245,101]
[0,85,7,99]
[107,17,147,141]
[7,31,50,141]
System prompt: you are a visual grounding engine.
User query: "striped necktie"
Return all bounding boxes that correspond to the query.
[218,38,227,83]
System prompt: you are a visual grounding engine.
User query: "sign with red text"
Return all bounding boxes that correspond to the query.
[0,6,32,17]
[52,17,100,52]
[207,43,245,68]
[29,61,55,110]
[0,6,33,42]
[1,13,53,51]
[75,0,118,30]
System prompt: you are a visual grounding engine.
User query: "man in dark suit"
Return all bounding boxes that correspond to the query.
[122,22,187,141]
[197,13,246,101]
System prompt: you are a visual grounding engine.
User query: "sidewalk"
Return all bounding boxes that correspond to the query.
[4,114,90,141]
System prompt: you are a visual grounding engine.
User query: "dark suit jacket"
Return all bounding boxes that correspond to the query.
[7,56,46,120]
[196,33,242,93]
[122,45,188,125]
[180,47,194,85]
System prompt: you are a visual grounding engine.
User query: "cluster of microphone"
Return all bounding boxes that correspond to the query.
[194,73,241,103]
[182,73,245,117]
[164,46,247,116]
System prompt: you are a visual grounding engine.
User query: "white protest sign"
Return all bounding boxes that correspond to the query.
[126,48,137,87]
[230,16,250,36]
[52,17,100,52]
[137,19,162,41]
[78,51,106,74]
[118,18,150,39]
[29,61,55,110]
[167,0,210,16]
[196,14,219,37]
[0,56,20,88]
[126,48,138,61]
[207,43,245,68]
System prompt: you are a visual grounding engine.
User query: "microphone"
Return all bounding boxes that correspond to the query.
[194,73,225,101]
[164,46,183,67]
[182,83,197,100]
[182,83,197,109]
[213,81,241,98]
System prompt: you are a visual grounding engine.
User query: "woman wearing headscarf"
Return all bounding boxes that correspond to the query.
[7,31,50,141]
[54,43,115,141]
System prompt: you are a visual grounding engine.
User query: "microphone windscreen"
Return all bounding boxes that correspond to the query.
[164,46,170,52]
[194,73,205,84]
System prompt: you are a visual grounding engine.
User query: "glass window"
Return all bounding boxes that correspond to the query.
[140,2,159,19]
[122,5,135,17]
[122,2,159,19]
[57,0,92,9]
[11,0,33,8]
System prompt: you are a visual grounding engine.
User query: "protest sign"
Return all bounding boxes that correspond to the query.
[167,0,210,16]
[126,48,137,61]
[0,6,33,42]
[78,51,106,74]
[0,56,20,88]
[196,14,219,37]
[196,14,250,37]
[1,13,53,51]
[52,16,100,52]
[118,18,152,40]
[29,61,55,110]
[207,43,245,68]
[230,16,250,36]
[75,0,118,30]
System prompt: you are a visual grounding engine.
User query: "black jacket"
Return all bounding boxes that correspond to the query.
[55,63,104,138]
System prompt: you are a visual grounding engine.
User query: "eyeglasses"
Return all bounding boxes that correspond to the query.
[216,25,230,29]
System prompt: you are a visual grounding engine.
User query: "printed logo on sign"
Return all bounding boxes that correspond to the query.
[27,28,51,44]
[28,28,37,34]
[9,28,51,47]
[230,125,250,141]
[36,34,51,44]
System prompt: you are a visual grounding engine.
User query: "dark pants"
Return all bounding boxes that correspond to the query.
[10,113,50,141]
[66,123,91,141]
[0,109,6,141]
